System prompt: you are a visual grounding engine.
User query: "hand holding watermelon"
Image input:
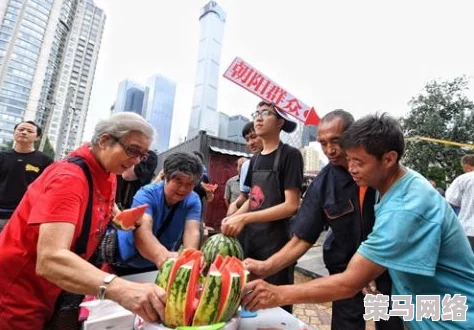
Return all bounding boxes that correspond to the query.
[201,182,218,192]
[113,204,148,230]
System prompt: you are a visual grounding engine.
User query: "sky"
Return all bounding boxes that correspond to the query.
[86,0,474,148]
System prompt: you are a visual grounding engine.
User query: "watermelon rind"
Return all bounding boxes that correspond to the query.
[192,271,222,326]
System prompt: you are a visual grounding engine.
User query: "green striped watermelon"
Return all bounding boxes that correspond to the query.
[162,248,245,327]
[192,264,222,325]
[164,260,201,327]
[201,234,244,267]
[155,258,176,289]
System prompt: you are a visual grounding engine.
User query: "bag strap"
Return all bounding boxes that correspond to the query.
[155,201,182,240]
[67,157,93,256]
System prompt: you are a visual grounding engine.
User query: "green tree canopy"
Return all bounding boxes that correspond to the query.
[401,76,474,187]
[34,136,55,160]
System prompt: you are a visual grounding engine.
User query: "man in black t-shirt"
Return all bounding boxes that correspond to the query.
[0,121,53,231]
[116,150,158,210]
[221,100,303,313]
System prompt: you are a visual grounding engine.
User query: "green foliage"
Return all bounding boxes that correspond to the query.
[34,136,55,159]
[401,76,474,183]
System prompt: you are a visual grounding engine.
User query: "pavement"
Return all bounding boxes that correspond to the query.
[292,231,376,330]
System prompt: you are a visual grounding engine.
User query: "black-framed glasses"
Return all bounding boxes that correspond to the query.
[110,136,149,161]
[250,109,277,120]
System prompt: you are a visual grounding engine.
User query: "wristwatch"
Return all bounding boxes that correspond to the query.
[98,274,117,300]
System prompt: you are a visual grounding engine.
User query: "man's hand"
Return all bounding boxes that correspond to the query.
[155,251,179,269]
[243,258,271,279]
[362,280,380,295]
[242,279,283,311]
[113,281,166,322]
[221,214,247,237]
[205,190,214,203]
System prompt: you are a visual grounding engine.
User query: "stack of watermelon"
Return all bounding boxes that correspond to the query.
[155,249,247,328]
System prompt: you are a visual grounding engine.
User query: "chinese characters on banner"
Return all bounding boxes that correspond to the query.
[223,57,320,125]
[363,294,468,322]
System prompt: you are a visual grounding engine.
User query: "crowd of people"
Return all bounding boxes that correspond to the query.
[0,102,473,329]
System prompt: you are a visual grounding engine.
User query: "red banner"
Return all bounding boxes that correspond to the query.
[223,57,320,125]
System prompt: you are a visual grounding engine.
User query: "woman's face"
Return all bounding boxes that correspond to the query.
[98,132,151,174]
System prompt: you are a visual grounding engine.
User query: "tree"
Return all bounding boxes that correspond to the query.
[34,136,55,160]
[401,76,474,187]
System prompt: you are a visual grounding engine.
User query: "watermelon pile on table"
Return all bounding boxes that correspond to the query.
[155,248,248,327]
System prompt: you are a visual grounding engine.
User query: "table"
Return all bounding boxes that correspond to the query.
[123,271,316,330]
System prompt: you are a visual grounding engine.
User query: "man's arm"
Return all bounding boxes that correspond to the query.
[224,180,231,208]
[134,214,172,267]
[226,192,248,216]
[182,220,201,249]
[243,253,386,310]
[221,188,300,237]
[244,236,312,278]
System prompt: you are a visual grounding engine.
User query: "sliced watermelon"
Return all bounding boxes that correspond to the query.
[166,249,201,294]
[113,204,148,230]
[201,182,218,192]
[213,254,224,270]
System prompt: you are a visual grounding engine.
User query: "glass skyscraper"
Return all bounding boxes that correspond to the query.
[142,74,176,153]
[187,1,226,139]
[113,79,145,115]
[0,0,105,154]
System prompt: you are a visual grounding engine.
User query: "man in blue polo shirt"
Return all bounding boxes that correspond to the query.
[243,113,474,330]
[114,152,202,275]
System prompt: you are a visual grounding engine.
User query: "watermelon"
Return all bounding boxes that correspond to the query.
[162,249,245,327]
[113,204,148,230]
[164,260,201,327]
[192,264,222,325]
[201,234,244,267]
[155,258,176,289]
[201,182,218,192]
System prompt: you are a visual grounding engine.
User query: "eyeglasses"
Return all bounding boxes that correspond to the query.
[110,136,149,161]
[250,109,277,120]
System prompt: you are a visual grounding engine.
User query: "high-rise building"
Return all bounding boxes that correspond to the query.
[0,0,78,146]
[187,1,226,139]
[54,0,105,157]
[282,122,318,149]
[227,114,249,143]
[113,79,145,114]
[300,145,320,173]
[302,125,318,147]
[142,74,176,152]
[218,112,228,139]
[0,0,105,156]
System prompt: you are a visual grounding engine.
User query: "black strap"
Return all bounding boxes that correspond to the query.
[155,201,182,240]
[67,157,93,256]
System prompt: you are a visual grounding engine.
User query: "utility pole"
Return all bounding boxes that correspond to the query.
[38,102,55,151]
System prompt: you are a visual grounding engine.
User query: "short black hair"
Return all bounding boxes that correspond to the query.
[340,113,405,162]
[164,152,203,184]
[320,109,354,132]
[14,121,42,137]
[242,121,255,137]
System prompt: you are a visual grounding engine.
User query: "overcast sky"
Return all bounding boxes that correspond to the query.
[86,0,474,147]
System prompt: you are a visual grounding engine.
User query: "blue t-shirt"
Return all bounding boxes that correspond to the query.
[117,181,201,269]
[358,170,474,329]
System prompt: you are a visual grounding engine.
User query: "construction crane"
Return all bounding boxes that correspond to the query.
[405,136,474,150]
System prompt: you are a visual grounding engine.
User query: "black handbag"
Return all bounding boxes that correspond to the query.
[45,157,94,330]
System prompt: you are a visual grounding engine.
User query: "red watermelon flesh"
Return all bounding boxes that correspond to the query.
[216,264,231,320]
[184,260,201,326]
[213,254,224,270]
[227,258,246,290]
[167,250,202,293]
[113,204,148,230]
